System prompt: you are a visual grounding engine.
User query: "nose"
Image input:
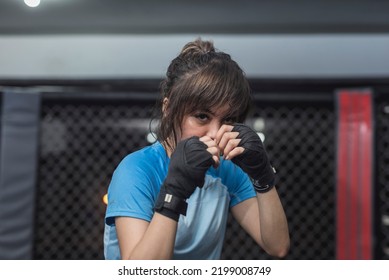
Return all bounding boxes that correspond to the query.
[206,119,221,140]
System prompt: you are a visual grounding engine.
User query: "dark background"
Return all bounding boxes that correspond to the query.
[0,0,388,260]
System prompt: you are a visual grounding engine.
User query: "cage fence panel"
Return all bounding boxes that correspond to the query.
[34,99,154,259]
[32,91,353,260]
[222,101,336,260]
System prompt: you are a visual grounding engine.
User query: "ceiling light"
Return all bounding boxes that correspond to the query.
[24,0,41,8]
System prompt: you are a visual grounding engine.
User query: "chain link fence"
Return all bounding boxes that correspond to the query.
[33,91,338,260]
[222,100,335,259]
[34,98,154,259]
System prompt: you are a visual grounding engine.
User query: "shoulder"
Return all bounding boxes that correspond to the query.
[115,142,167,175]
[109,142,168,195]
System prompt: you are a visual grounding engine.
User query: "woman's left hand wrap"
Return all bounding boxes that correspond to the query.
[231,123,276,193]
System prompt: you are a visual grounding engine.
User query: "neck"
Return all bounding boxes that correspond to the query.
[162,140,173,158]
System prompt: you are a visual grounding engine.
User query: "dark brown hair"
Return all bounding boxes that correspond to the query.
[155,38,252,151]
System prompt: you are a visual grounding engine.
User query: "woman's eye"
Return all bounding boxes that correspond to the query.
[195,114,209,121]
[224,117,235,124]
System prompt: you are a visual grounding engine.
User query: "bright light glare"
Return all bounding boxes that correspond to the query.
[146,132,157,144]
[253,118,265,131]
[103,194,108,205]
[257,132,265,142]
[24,0,41,8]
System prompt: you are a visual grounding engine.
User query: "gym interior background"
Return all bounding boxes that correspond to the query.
[0,0,389,260]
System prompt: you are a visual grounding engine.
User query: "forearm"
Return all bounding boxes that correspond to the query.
[120,213,178,260]
[256,187,290,258]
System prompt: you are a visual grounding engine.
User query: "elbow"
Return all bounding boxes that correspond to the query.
[266,246,289,259]
[263,238,290,259]
[272,245,289,259]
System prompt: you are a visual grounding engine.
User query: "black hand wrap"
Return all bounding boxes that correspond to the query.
[155,136,214,221]
[231,123,276,193]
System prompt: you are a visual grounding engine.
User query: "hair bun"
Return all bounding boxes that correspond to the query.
[180,38,215,59]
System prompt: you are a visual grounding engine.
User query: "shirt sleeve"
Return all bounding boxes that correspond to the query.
[105,153,159,225]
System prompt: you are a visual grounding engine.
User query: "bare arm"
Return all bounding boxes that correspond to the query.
[217,124,290,258]
[231,187,290,258]
[116,213,177,259]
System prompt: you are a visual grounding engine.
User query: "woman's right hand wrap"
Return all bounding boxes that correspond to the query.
[155,136,214,221]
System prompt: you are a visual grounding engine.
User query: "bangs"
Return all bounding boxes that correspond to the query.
[177,61,251,121]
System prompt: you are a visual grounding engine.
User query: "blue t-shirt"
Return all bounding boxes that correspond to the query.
[104,142,255,259]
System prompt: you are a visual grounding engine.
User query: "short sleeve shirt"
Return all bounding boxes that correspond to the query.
[104,142,255,259]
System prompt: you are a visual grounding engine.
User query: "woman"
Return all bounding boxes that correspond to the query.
[104,38,290,259]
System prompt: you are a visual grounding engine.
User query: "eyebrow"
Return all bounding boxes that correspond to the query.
[198,108,233,119]
[194,108,213,114]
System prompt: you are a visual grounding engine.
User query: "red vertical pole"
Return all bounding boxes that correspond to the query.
[336,89,373,260]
